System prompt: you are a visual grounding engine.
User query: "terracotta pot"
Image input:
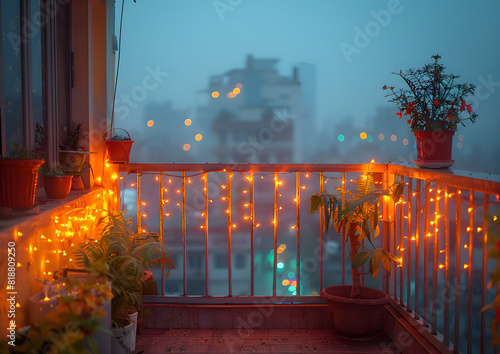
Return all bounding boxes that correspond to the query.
[43,175,73,199]
[320,285,389,340]
[105,128,134,163]
[0,159,44,208]
[414,130,455,168]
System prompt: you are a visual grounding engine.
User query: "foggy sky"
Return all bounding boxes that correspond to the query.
[115,0,500,169]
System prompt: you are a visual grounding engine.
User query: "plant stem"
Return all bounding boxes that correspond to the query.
[349,223,361,299]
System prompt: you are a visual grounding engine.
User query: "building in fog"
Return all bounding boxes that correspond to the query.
[198,55,316,163]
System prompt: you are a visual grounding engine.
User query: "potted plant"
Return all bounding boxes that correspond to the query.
[382,54,478,168]
[0,143,44,210]
[0,279,112,353]
[104,128,134,163]
[75,211,174,352]
[41,165,73,199]
[309,171,404,340]
[59,123,96,190]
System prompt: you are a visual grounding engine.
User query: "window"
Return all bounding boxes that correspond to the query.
[188,253,203,270]
[235,253,246,269]
[214,254,228,269]
[0,0,71,165]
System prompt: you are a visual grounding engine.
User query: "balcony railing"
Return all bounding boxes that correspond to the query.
[116,162,500,353]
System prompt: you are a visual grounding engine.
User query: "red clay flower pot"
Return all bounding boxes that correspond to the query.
[0,159,44,208]
[104,128,134,163]
[320,285,389,341]
[414,130,455,168]
[43,175,73,199]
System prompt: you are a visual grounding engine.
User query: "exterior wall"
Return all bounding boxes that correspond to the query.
[0,189,106,331]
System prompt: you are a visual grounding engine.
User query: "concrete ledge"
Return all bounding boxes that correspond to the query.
[142,303,331,330]
[383,300,452,354]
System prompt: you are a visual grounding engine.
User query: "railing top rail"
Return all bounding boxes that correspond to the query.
[387,164,500,195]
[118,163,384,173]
[117,163,500,195]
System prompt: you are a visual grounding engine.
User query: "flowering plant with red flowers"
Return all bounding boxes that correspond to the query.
[382,55,478,131]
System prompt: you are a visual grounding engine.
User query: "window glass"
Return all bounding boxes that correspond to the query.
[1,0,24,148]
[31,0,43,133]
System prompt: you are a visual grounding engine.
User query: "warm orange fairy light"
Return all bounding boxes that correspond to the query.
[439,264,445,269]
[439,250,445,253]
[464,264,469,269]
[279,206,283,210]
[371,159,375,163]
[43,297,50,301]
[232,224,236,228]
[229,92,236,98]
[493,216,498,221]
[233,88,240,94]
[212,91,219,98]
[16,303,21,308]
[291,225,296,230]
[306,173,309,178]
[411,236,415,241]
[195,134,203,141]
[256,223,260,227]
[468,207,473,213]
[466,227,471,232]
[464,244,468,249]
[147,120,154,127]
[183,143,191,151]
[185,119,192,126]
[16,262,21,267]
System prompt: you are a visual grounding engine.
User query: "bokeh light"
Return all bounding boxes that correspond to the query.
[402,139,409,146]
[229,92,236,98]
[458,135,463,141]
[236,83,243,89]
[282,279,289,286]
[360,132,367,140]
[378,133,385,140]
[184,119,192,126]
[233,88,240,94]
[338,134,345,142]
[391,134,397,142]
[367,135,373,142]
[147,120,154,127]
[183,143,191,151]
[457,143,463,149]
[211,91,219,98]
[195,134,202,141]
[277,262,284,269]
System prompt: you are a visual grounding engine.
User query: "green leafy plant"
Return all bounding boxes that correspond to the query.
[0,279,112,354]
[382,54,477,131]
[481,209,500,345]
[2,143,38,159]
[41,165,71,177]
[309,171,404,298]
[75,211,174,325]
[60,123,88,151]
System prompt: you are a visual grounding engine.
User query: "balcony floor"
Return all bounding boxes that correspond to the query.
[134,328,399,353]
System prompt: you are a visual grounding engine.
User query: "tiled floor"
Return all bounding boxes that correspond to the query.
[134,328,400,353]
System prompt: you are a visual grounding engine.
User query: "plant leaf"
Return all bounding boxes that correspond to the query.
[352,251,370,269]
[381,254,391,274]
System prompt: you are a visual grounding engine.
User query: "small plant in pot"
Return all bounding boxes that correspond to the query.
[41,165,73,199]
[382,54,478,168]
[0,143,44,210]
[309,170,404,340]
[59,123,96,190]
[75,211,174,353]
[104,128,134,163]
